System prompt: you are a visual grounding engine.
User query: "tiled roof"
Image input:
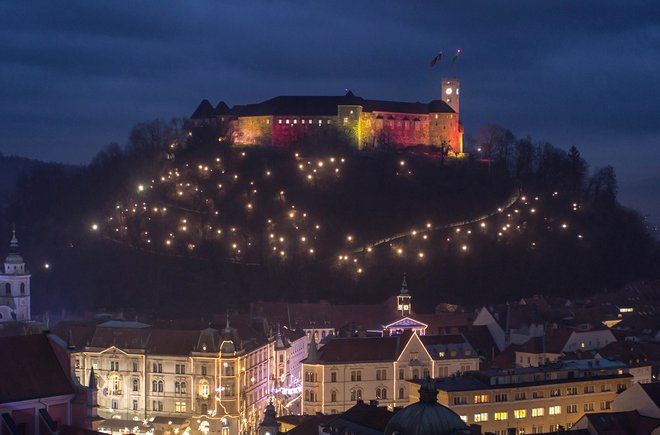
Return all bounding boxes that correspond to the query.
[640,383,660,409]
[191,99,216,119]
[584,410,660,435]
[324,401,394,433]
[312,332,412,363]
[0,334,75,403]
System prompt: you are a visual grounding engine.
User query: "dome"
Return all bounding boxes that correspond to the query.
[384,380,470,435]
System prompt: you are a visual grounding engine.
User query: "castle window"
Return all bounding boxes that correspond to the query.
[308,119,312,124]
[278,119,282,125]
[5,283,9,295]
[327,120,331,124]
[133,378,139,392]
[301,119,305,124]
[20,283,25,294]
[285,119,290,124]
[318,119,323,125]
[266,119,270,124]
[293,119,298,124]
[343,117,349,125]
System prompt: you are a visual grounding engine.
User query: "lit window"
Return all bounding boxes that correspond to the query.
[285,119,290,124]
[514,409,526,419]
[343,117,349,124]
[474,412,488,422]
[549,405,561,415]
[293,119,298,124]
[532,407,544,417]
[278,119,282,125]
[494,412,508,421]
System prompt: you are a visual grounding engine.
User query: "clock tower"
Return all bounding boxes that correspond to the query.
[441,77,460,114]
[0,229,31,322]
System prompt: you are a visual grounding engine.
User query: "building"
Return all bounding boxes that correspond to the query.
[301,330,479,415]
[190,78,463,153]
[53,317,286,435]
[569,410,660,435]
[613,382,660,418]
[409,359,634,434]
[0,333,101,435]
[0,230,31,323]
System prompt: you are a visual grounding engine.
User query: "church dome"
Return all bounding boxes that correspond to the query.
[384,379,470,435]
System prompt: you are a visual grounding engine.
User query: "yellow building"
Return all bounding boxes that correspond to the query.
[408,359,634,434]
[53,318,290,435]
[301,330,479,415]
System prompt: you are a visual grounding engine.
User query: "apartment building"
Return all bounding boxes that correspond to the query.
[409,358,633,434]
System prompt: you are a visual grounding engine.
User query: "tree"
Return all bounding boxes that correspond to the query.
[566,146,588,198]
[587,165,618,204]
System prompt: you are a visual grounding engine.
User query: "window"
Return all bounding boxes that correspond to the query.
[343,117,349,125]
[412,369,419,380]
[132,400,138,411]
[350,370,362,381]
[181,381,187,394]
[350,389,362,401]
[532,391,544,399]
[617,383,627,392]
[279,354,284,363]
[4,283,10,295]
[75,359,80,369]
[152,362,162,373]
[549,405,561,415]
[331,390,337,402]
[423,368,430,378]
[584,402,594,412]
[600,401,612,410]
[567,387,578,395]
[176,363,186,374]
[157,380,163,392]
[515,392,527,400]
[153,400,163,411]
[398,369,404,380]
[550,388,561,397]
[331,372,337,383]
[495,393,508,402]
[110,361,119,371]
[132,361,138,372]
[175,401,187,412]
[132,378,139,392]
[438,366,449,377]
[20,283,25,294]
[531,407,544,417]
[474,413,488,422]
[409,352,419,361]
[376,369,387,381]
[474,394,488,404]
[549,424,560,432]
[175,381,181,394]
[601,384,612,392]
[200,381,210,398]
[584,385,594,394]
[567,404,578,414]
[453,396,468,405]
[514,409,526,419]
[201,365,207,376]
[152,380,158,392]
[494,412,508,421]
[398,387,405,399]
[111,399,118,410]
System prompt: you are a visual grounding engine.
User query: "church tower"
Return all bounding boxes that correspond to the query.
[397,274,412,317]
[258,399,280,435]
[441,78,460,114]
[0,229,31,322]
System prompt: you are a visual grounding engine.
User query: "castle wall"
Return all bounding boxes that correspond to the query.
[235,116,272,145]
[429,113,462,153]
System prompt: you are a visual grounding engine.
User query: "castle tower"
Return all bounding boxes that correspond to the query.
[441,78,460,114]
[0,229,31,322]
[397,273,412,317]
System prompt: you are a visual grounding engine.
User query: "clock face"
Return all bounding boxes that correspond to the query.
[445,88,453,95]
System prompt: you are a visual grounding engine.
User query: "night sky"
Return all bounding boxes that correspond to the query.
[1,1,658,222]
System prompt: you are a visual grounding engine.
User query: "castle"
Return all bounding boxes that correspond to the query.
[191,78,463,153]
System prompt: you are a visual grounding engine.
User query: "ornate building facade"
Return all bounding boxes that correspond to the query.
[191,78,463,153]
[53,317,305,435]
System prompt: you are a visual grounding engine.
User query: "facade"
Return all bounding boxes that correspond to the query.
[53,318,296,435]
[191,78,463,153]
[301,331,479,415]
[0,230,31,322]
[411,359,634,435]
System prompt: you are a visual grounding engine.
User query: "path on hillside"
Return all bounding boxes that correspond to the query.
[351,188,522,253]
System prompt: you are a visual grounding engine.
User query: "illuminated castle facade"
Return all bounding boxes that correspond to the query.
[191,78,463,153]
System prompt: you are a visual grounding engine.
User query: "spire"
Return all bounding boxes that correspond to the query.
[307,331,319,363]
[418,378,439,404]
[88,367,97,390]
[5,227,24,265]
[400,273,408,295]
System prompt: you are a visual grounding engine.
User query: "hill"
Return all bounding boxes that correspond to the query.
[1,120,658,318]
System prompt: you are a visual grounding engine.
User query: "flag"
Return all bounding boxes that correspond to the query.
[429,52,442,68]
[452,48,461,64]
